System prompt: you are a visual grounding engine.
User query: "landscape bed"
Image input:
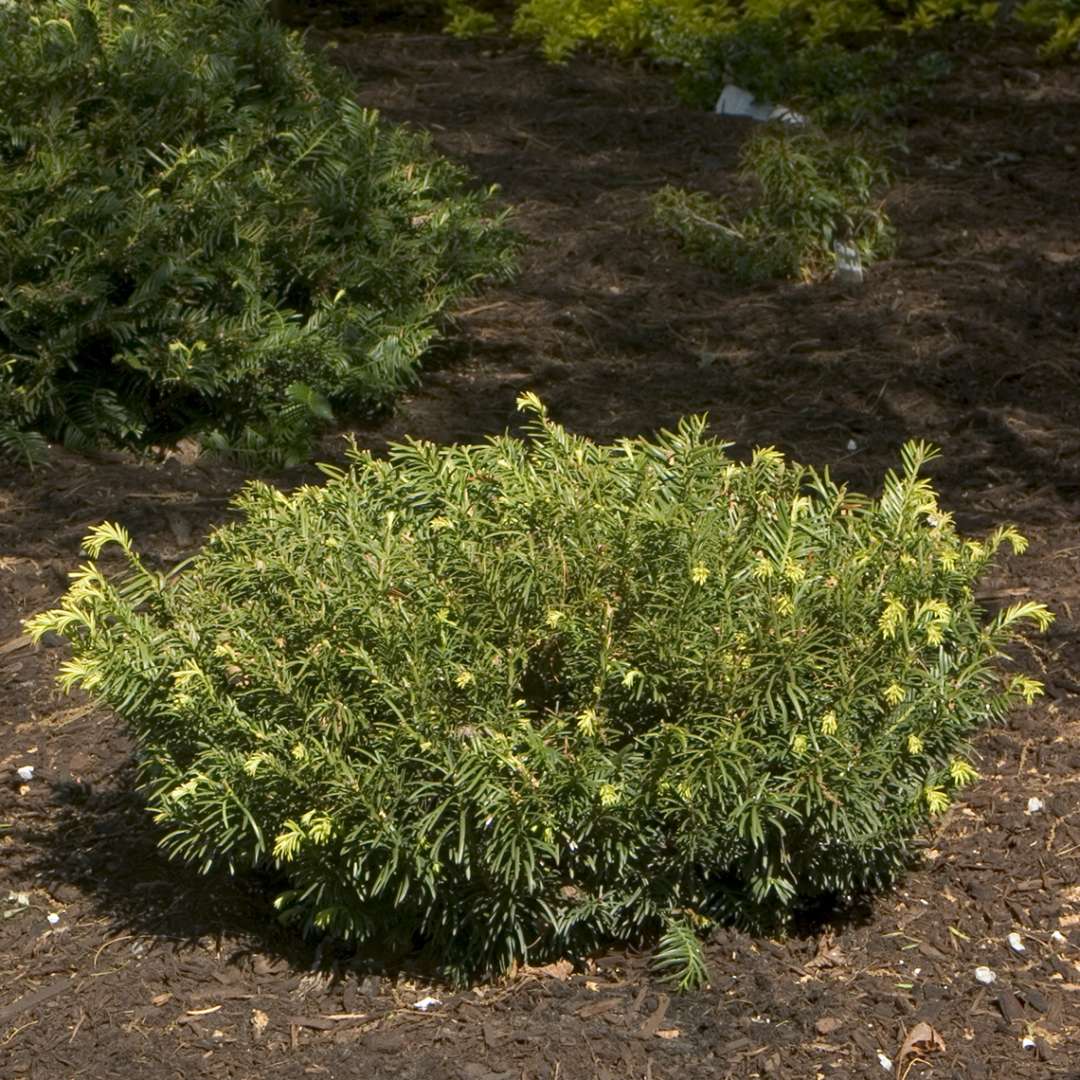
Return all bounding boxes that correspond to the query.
[2,5,1080,1079]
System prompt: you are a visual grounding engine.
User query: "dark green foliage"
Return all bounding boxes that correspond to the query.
[654,127,895,283]
[29,396,1051,986]
[672,17,952,126]
[0,0,516,463]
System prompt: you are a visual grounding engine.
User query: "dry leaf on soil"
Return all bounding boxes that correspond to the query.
[251,1009,269,1040]
[523,958,574,981]
[897,1021,946,1075]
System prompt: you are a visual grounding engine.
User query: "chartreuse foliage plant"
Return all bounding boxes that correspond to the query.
[507,0,1076,84]
[654,127,895,283]
[512,0,735,63]
[28,396,1052,987]
[1017,0,1080,58]
[0,0,516,465]
[444,0,498,38]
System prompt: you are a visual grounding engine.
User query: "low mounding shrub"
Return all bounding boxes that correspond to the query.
[653,127,895,283]
[0,0,516,464]
[29,396,1051,986]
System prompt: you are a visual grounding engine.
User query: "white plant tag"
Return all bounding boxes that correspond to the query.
[834,242,864,285]
[715,85,806,125]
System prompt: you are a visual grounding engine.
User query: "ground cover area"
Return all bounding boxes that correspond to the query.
[2,9,1080,1078]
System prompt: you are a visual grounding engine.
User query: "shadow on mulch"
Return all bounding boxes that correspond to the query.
[16,739,443,983]
[20,763,287,952]
[18,750,883,968]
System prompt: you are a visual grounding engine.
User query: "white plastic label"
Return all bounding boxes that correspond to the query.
[715,85,807,126]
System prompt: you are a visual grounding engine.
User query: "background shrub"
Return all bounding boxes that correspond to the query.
[444,0,499,37]
[0,0,516,464]
[654,127,895,283]
[511,0,734,63]
[29,396,1051,985]
[670,17,953,125]
[506,0,1075,79]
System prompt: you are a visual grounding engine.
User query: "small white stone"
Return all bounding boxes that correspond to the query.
[1007,932,1026,954]
[412,996,441,1011]
[847,438,858,451]
[877,1051,893,1071]
[46,912,60,925]
[16,765,34,781]
[1027,797,1044,813]
[975,966,997,985]
[1022,1036,1036,1050]
[1051,930,1066,944]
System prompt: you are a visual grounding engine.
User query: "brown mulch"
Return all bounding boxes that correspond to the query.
[2,10,1080,1079]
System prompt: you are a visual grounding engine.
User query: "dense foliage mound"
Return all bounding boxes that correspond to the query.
[29,397,1051,985]
[0,0,516,464]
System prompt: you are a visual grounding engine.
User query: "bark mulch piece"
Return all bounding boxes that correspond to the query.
[2,10,1079,1079]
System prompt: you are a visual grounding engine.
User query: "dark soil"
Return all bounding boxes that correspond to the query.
[2,10,1080,1079]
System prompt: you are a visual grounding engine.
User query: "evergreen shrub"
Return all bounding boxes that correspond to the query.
[511,0,733,63]
[28,396,1052,985]
[444,0,498,37]
[0,0,516,464]
[507,0,1076,77]
[653,127,895,283]
[671,17,953,125]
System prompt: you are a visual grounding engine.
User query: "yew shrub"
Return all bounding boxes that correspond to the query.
[0,0,515,463]
[30,397,1051,985]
